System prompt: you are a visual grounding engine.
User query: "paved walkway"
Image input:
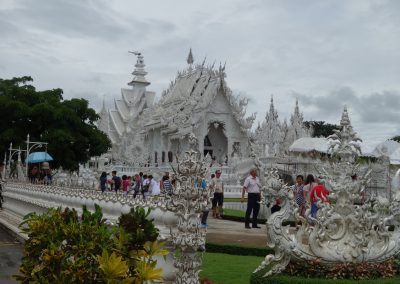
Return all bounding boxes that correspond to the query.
[207,217,267,248]
[0,225,23,284]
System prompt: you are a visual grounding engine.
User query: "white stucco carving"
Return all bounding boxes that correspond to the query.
[255,97,310,158]
[256,107,400,278]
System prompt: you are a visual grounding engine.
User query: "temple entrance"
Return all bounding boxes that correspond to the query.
[204,122,228,165]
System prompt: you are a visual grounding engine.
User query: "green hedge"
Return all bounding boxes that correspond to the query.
[250,272,400,284]
[205,242,273,256]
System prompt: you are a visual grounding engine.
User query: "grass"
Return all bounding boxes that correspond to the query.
[200,252,263,284]
[223,198,242,202]
[251,273,400,284]
[201,252,400,284]
[223,208,245,218]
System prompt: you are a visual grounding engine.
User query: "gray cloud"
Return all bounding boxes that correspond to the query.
[295,88,400,125]
[1,0,400,150]
[358,91,400,123]
[0,0,129,40]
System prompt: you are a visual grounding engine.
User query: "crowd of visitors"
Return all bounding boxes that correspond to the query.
[98,168,331,230]
[98,171,176,199]
[98,169,225,229]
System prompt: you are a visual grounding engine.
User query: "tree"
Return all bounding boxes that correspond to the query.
[390,136,400,143]
[0,77,111,171]
[304,121,341,138]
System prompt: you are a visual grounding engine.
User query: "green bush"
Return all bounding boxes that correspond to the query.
[250,273,400,284]
[251,258,400,284]
[15,205,166,283]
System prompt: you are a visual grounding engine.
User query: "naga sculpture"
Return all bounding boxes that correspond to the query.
[256,106,400,277]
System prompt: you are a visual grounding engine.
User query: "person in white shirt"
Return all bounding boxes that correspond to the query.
[210,170,224,218]
[148,175,160,196]
[241,168,262,229]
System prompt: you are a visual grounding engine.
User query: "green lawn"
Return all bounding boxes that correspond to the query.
[200,253,400,284]
[223,198,242,203]
[200,252,263,284]
[223,208,245,218]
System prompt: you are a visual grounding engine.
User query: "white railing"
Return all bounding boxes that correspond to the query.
[0,182,187,283]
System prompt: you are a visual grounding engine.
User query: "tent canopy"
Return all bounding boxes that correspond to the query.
[26,152,53,164]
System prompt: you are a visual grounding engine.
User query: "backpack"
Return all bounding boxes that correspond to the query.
[142,183,149,193]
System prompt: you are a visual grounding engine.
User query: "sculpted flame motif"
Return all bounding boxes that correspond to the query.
[257,107,400,277]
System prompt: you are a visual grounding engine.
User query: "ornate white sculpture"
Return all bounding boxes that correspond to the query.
[327,105,362,162]
[166,133,210,284]
[256,106,400,278]
[255,97,310,158]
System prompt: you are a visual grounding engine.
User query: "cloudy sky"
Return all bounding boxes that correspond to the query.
[1,0,400,152]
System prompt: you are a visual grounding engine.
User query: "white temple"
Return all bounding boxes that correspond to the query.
[98,50,256,166]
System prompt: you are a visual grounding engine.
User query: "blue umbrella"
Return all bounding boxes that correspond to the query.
[26,152,54,164]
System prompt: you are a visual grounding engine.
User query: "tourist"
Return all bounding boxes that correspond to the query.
[99,172,107,193]
[30,166,39,183]
[44,168,52,185]
[210,170,224,219]
[303,174,316,206]
[160,172,169,192]
[309,177,330,218]
[210,156,218,167]
[241,168,262,229]
[142,174,150,199]
[111,170,121,193]
[162,175,173,195]
[199,174,209,228]
[132,174,141,198]
[122,175,130,195]
[148,175,160,196]
[293,175,305,216]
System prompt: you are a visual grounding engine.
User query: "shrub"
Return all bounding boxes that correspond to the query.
[14,205,166,283]
[284,258,397,280]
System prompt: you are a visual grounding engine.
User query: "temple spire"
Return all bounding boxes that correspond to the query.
[269,96,274,111]
[187,48,194,65]
[340,105,351,127]
[128,51,150,87]
[294,98,300,116]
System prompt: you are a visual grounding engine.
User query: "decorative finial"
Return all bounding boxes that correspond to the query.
[187,48,194,65]
[270,95,275,111]
[294,98,300,115]
[340,105,351,127]
[128,50,150,87]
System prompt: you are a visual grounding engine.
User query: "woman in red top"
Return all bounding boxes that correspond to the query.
[310,177,329,218]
